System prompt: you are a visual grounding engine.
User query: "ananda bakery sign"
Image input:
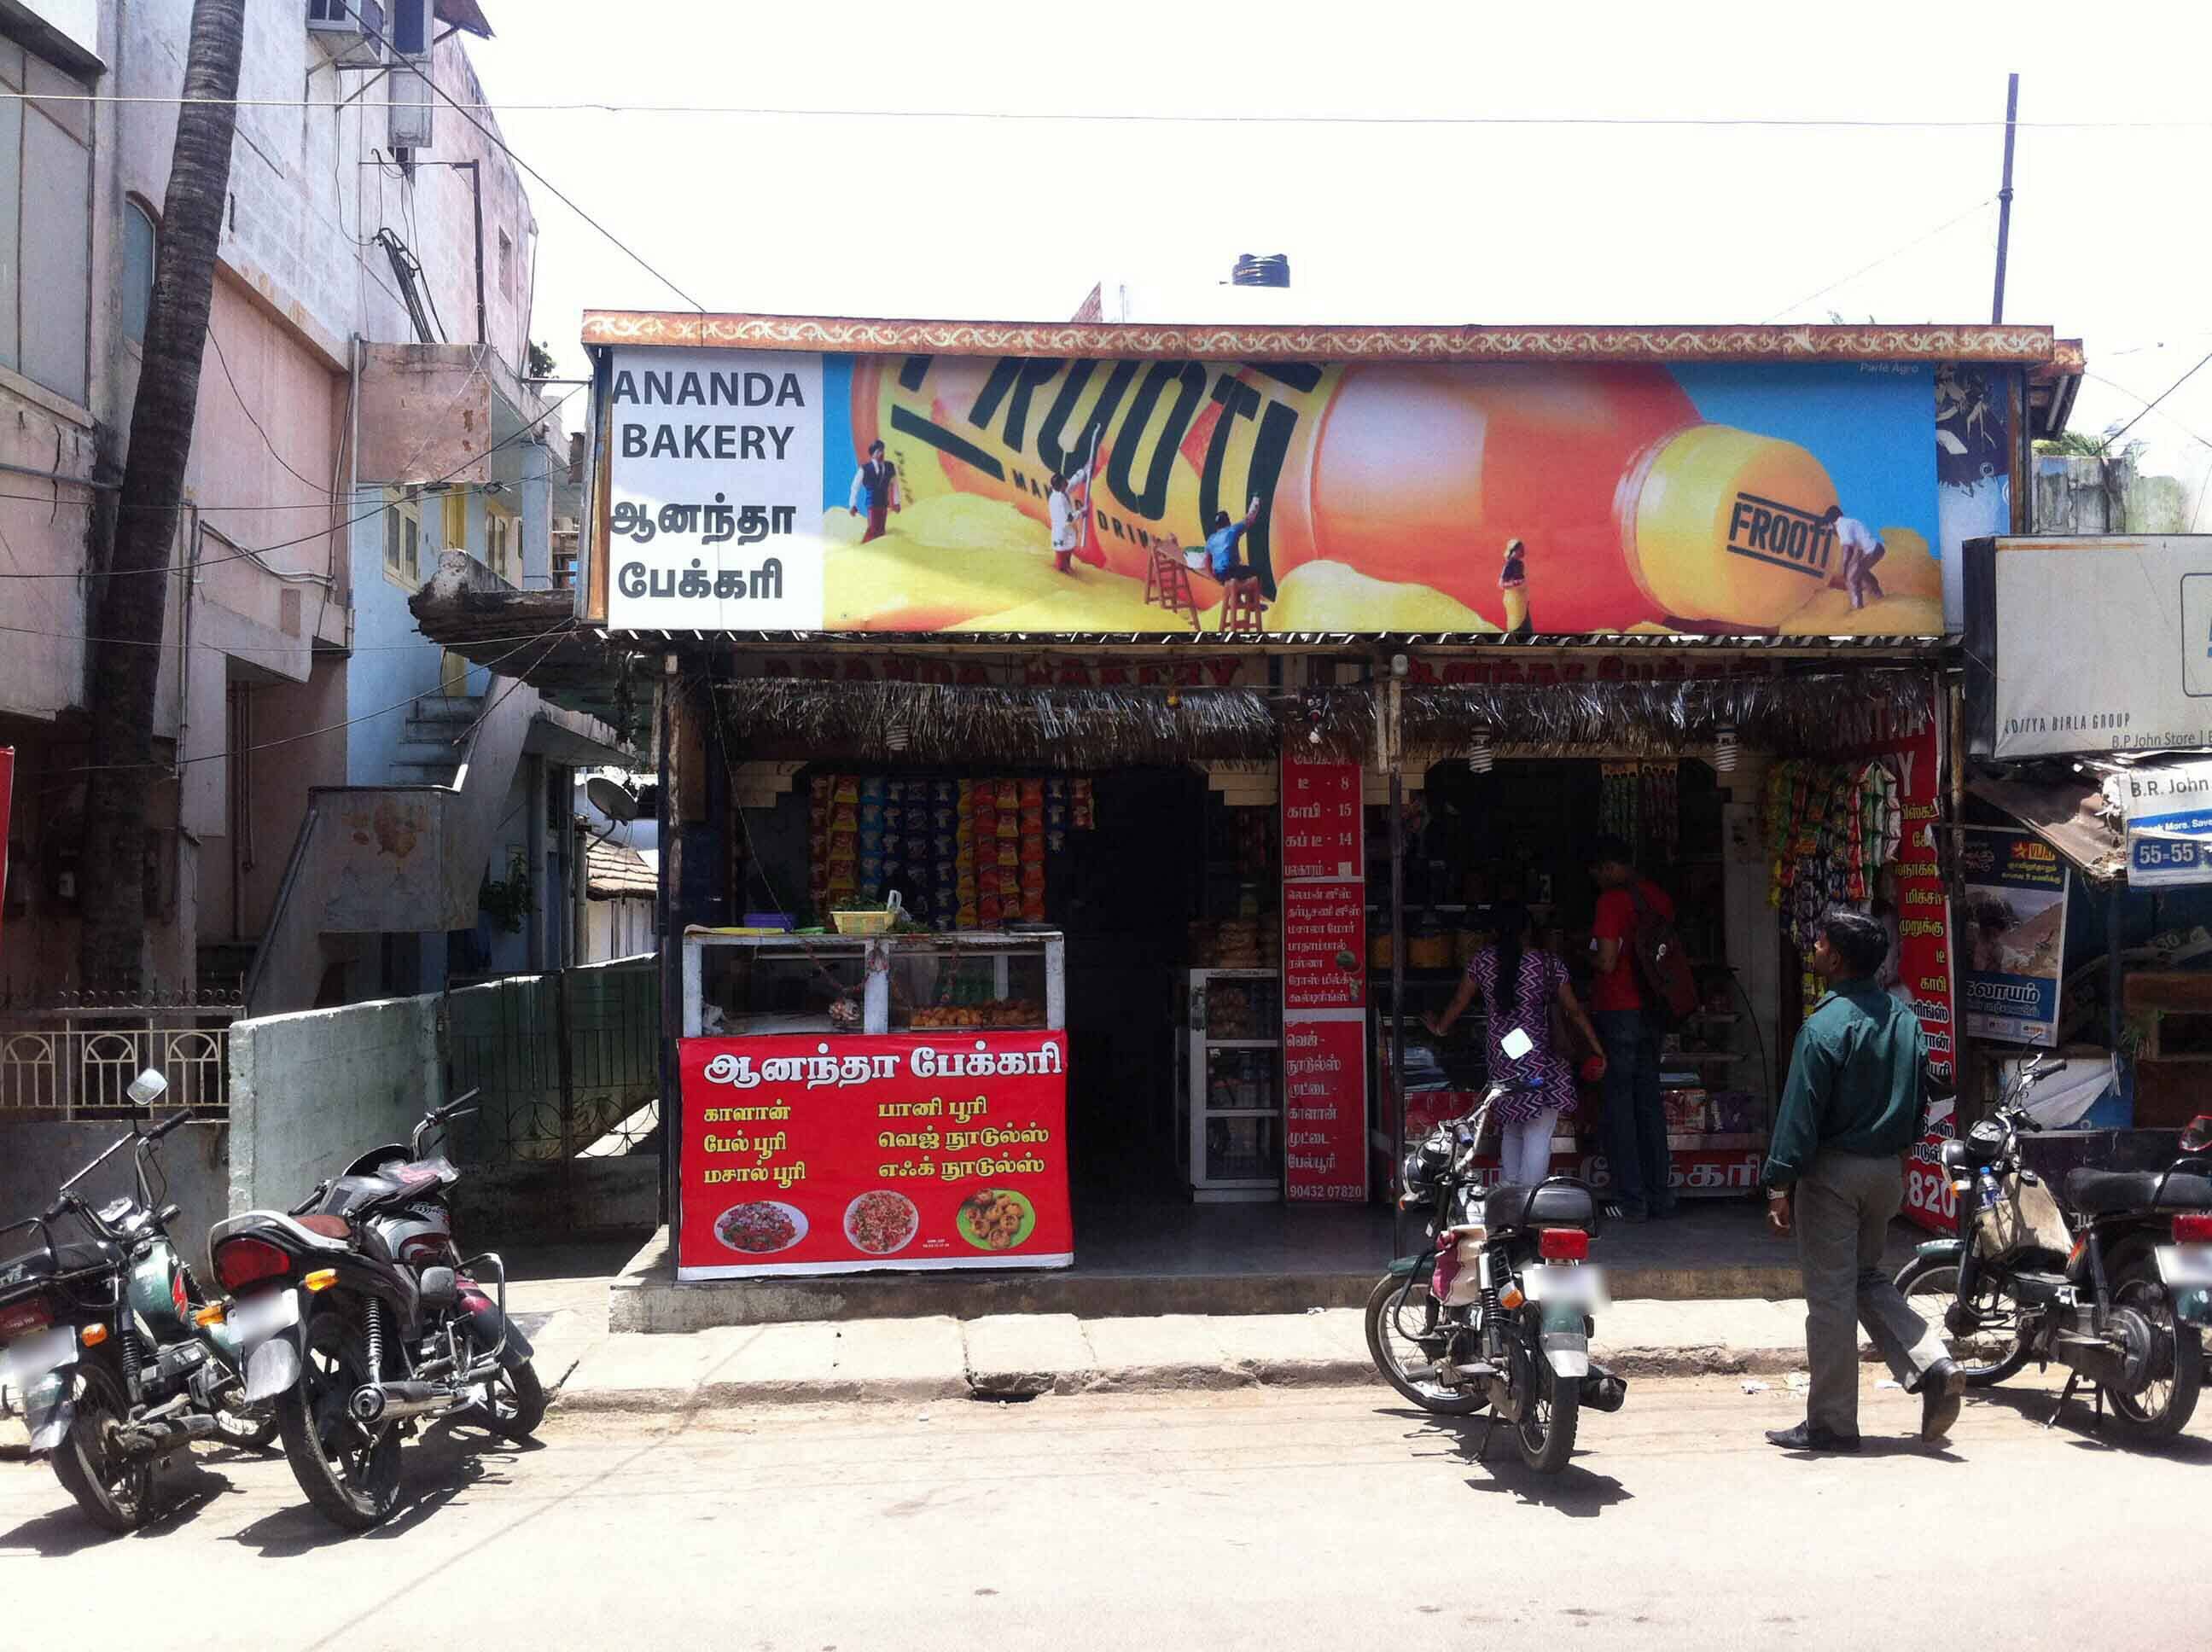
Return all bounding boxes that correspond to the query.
[585,321,2031,639]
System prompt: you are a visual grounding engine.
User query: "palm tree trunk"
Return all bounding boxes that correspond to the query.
[77,0,247,992]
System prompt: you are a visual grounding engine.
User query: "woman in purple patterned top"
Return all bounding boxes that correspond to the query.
[1423,903,1604,1188]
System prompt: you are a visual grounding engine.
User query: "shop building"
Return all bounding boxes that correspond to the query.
[412,314,2081,1314]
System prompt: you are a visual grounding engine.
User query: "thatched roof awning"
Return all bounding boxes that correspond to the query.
[712,668,1936,769]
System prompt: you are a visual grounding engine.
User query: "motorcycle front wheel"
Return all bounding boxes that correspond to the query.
[2104,1263,2203,1440]
[279,1303,402,1531]
[1512,1332,1580,1475]
[1894,1255,2034,1387]
[1363,1274,1487,1416]
[472,1358,546,1443]
[51,1360,154,1533]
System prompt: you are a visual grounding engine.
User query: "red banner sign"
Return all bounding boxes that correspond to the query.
[677,1032,1073,1279]
[1281,751,1368,1203]
[0,747,11,959]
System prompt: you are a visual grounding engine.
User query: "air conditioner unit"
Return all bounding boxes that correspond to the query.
[389,62,434,150]
[306,0,387,66]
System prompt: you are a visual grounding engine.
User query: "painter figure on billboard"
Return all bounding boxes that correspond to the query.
[1204,497,1266,620]
[1047,462,1090,577]
[1821,505,1887,611]
[1499,538,1533,637]
[847,439,902,543]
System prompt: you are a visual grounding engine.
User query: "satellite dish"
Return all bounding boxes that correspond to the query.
[586,776,639,823]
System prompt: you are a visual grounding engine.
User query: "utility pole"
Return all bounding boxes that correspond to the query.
[78,0,248,992]
[1992,73,2020,324]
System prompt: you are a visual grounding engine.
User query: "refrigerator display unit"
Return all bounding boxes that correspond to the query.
[1178,969,1284,1201]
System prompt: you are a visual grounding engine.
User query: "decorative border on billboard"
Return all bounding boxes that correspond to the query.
[581,312,2055,364]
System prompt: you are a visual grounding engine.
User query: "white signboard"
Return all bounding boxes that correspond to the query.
[2108,759,2212,888]
[1982,537,2212,758]
[602,347,825,631]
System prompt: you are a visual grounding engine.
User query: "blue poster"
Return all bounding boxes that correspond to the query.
[1958,829,2068,1047]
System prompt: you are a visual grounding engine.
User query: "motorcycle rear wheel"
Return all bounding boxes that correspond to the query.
[2104,1264,2203,1440]
[1363,1274,1487,1416]
[1512,1337,1580,1475]
[51,1362,153,1533]
[279,1304,403,1531]
[1894,1256,2034,1387]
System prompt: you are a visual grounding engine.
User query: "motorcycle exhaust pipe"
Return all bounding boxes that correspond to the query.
[348,1380,459,1426]
[117,1411,219,1457]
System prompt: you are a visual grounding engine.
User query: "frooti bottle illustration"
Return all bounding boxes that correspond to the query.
[850,356,1849,632]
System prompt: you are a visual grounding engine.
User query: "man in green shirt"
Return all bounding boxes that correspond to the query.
[1763,909,1961,1452]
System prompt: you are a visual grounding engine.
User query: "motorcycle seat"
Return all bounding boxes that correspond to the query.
[314,1167,446,1220]
[0,1237,115,1283]
[1483,1180,1598,1234]
[2064,1167,2212,1217]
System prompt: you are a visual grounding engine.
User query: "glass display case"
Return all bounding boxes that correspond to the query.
[1177,969,1282,1201]
[683,930,1066,1037]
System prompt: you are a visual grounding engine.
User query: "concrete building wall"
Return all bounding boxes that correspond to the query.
[227,993,441,1217]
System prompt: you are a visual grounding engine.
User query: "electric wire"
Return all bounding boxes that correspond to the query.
[0,384,581,580]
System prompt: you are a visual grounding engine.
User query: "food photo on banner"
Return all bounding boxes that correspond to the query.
[676,1032,1073,1281]
[1959,829,2069,1047]
[602,351,1957,637]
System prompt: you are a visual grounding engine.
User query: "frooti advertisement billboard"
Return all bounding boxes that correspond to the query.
[676,1032,1073,1281]
[597,346,1962,637]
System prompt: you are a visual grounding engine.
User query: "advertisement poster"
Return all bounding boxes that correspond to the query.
[2108,759,2212,888]
[676,1032,1072,1280]
[1280,752,1366,1201]
[1959,829,2069,1046]
[602,349,1948,638]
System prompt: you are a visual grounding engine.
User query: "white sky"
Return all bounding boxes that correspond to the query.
[467,0,2212,514]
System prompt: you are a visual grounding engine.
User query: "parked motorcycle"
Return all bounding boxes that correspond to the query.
[0,1070,276,1533]
[1365,1056,1626,1473]
[206,1089,542,1530]
[1895,1056,2212,1440]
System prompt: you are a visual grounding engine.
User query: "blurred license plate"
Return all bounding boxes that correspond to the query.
[2156,1246,2212,1288]
[231,1291,299,1341]
[1522,1265,1608,1309]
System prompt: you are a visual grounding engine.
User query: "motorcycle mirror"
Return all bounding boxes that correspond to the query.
[125,1068,168,1108]
[2181,1114,2212,1154]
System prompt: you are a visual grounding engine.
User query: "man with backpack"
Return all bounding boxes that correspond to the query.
[1587,835,1690,1222]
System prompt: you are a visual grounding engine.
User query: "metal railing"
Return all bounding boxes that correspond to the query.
[0,997,241,1119]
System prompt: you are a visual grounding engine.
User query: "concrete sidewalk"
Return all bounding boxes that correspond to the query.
[530,1289,1871,1415]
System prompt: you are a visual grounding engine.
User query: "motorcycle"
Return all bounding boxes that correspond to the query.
[205,1088,543,1530]
[1895,1055,2212,1440]
[1364,1053,1627,1474]
[0,1070,276,1533]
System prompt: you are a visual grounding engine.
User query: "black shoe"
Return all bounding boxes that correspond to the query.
[1916,1358,1963,1442]
[1766,1422,1860,1453]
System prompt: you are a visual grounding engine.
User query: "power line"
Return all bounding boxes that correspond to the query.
[2105,347,2212,450]
[1759,195,1995,324]
[0,620,573,654]
[344,16,701,313]
[9,92,2212,130]
[55,620,578,775]
[207,324,330,497]
[0,484,521,513]
[0,384,580,580]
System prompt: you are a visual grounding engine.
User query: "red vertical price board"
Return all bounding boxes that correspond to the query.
[1281,750,1368,1202]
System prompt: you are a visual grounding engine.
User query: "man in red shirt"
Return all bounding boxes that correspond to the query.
[1588,835,1675,1222]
